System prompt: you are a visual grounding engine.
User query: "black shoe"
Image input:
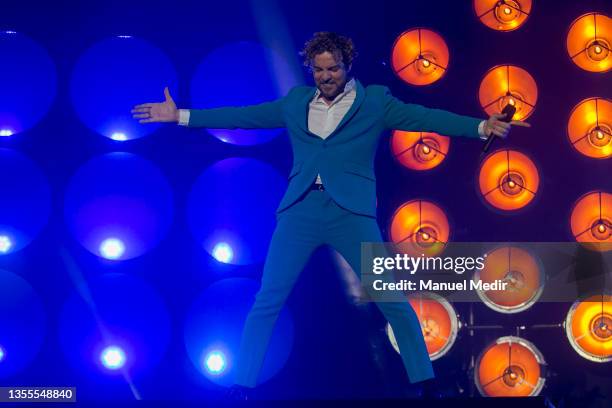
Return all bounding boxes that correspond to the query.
[225,384,252,400]
[417,377,443,399]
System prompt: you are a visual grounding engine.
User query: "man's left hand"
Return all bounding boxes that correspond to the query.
[484,113,531,138]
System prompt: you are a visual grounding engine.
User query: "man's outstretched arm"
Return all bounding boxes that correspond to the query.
[131,87,286,129]
[381,86,529,139]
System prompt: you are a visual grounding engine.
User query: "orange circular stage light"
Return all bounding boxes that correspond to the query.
[391,130,450,171]
[478,149,539,211]
[567,13,612,73]
[475,246,544,313]
[479,65,538,121]
[473,0,532,32]
[391,28,449,86]
[389,199,450,257]
[565,293,612,362]
[476,336,546,397]
[386,292,459,360]
[570,191,612,252]
[567,97,612,159]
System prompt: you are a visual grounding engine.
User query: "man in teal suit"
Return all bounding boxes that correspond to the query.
[133,32,529,398]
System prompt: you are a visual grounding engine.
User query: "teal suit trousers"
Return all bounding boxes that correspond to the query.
[234,188,434,387]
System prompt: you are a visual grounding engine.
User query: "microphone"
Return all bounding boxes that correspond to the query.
[482,103,517,154]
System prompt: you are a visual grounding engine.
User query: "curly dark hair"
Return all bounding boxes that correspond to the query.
[299,32,358,67]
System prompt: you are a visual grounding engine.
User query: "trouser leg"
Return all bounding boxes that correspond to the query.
[330,247,395,394]
[325,209,434,383]
[234,203,321,387]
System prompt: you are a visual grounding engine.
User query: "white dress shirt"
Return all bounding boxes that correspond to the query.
[179,80,487,185]
[308,77,357,184]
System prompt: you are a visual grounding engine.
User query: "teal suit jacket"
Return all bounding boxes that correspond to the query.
[187,80,483,217]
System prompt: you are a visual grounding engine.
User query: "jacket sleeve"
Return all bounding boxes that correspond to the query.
[187,97,286,129]
[382,86,482,138]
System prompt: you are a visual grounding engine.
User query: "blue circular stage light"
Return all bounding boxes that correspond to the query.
[184,278,294,386]
[188,158,286,265]
[100,346,127,370]
[71,36,178,141]
[204,351,227,375]
[58,273,171,377]
[0,31,56,136]
[0,149,51,255]
[0,269,46,379]
[64,152,173,260]
[190,41,294,145]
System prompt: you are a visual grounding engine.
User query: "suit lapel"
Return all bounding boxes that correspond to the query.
[294,87,317,136]
[325,79,365,141]
[291,79,365,139]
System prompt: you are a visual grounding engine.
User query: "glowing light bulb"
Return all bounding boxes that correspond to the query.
[204,351,226,375]
[508,98,516,106]
[100,346,126,369]
[212,242,233,263]
[504,7,511,15]
[99,238,125,260]
[508,180,516,188]
[422,59,431,68]
[598,224,606,233]
[422,145,431,154]
[594,45,602,54]
[422,232,430,240]
[111,132,127,141]
[0,236,12,253]
[596,130,604,140]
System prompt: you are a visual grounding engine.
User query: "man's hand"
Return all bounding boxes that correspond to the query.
[131,87,178,123]
[483,113,531,138]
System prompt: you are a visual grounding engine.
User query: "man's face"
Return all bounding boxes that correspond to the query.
[311,51,350,101]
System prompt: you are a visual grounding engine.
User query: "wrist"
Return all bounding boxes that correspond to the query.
[176,109,191,126]
[483,122,491,136]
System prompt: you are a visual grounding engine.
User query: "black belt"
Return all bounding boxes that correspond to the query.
[310,183,325,191]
